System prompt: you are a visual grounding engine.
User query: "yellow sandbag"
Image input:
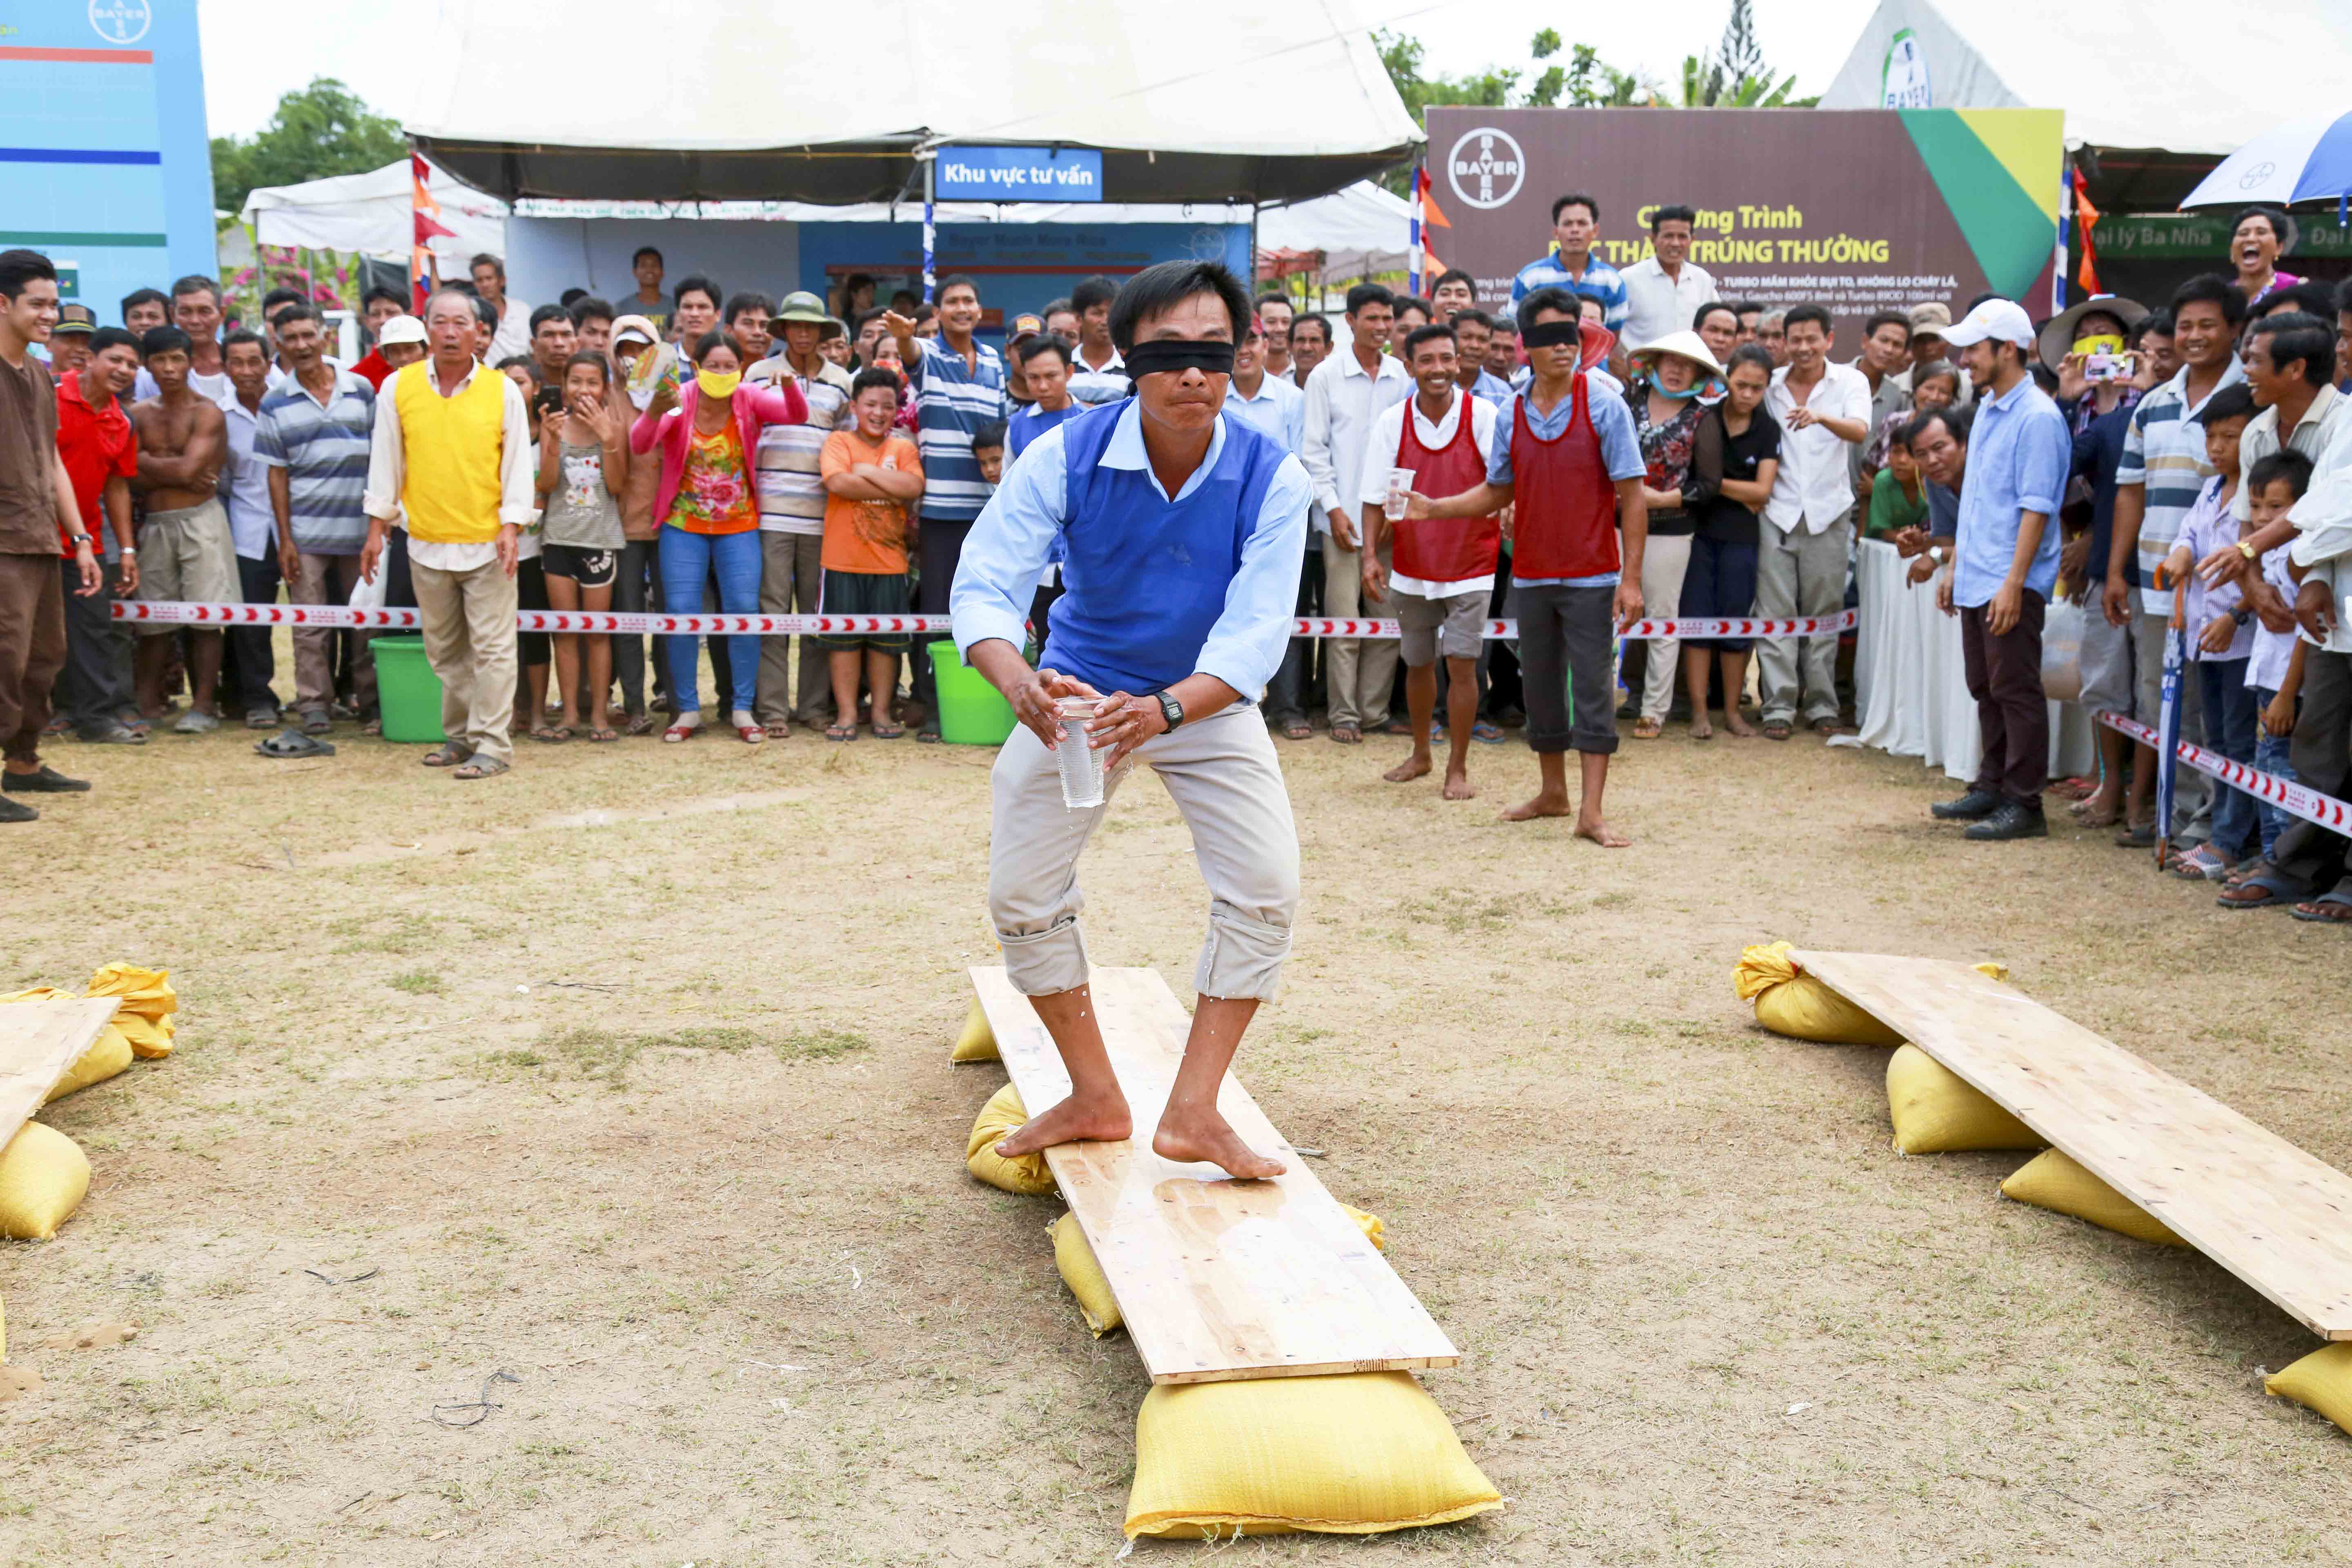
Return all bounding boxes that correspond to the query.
[2000,1151,2186,1246]
[1341,1205,1386,1253]
[951,998,999,1062]
[1126,1372,1503,1538]
[965,1083,1057,1196]
[43,1023,132,1103]
[2265,1343,2352,1436]
[87,962,176,1059]
[1733,942,1903,1045]
[1051,1212,1120,1336]
[1887,1044,2047,1154]
[0,1122,91,1241]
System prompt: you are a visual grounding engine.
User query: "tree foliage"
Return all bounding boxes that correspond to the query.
[210,78,408,216]
[1373,29,1650,191]
[1669,0,1818,109]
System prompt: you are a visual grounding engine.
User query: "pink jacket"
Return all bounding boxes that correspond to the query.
[629,380,810,528]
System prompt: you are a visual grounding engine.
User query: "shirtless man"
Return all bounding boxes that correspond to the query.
[128,326,234,730]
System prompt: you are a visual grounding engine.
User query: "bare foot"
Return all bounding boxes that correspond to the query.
[1383,753,1432,784]
[1576,812,1631,848]
[1442,768,1475,800]
[996,1090,1132,1158]
[1152,1105,1285,1179]
[1500,791,1574,822]
[1689,716,1714,739]
[1723,713,1758,738]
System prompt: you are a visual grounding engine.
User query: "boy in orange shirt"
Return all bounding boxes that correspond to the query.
[817,368,924,737]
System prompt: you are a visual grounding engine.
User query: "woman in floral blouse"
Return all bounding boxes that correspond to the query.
[1623,331,1723,738]
[631,331,807,742]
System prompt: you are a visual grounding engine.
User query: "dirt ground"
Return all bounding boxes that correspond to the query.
[4,678,2351,1566]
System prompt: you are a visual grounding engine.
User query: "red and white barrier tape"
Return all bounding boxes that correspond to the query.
[110,601,1860,642]
[2097,710,2352,833]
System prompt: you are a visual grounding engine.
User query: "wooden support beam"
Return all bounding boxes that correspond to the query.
[970,967,1460,1385]
[1791,949,2352,1341]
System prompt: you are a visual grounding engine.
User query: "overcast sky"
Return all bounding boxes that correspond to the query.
[200,0,1885,139]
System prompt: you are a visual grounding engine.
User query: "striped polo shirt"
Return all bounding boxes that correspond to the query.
[1066,344,1129,408]
[253,367,376,553]
[2115,359,2246,614]
[909,336,1008,522]
[751,358,853,536]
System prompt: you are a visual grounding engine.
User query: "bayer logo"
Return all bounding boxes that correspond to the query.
[88,0,152,44]
[1447,128,1526,211]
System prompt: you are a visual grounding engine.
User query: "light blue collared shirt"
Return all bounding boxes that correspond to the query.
[1953,374,2070,609]
[1468,368,1515,408]
[1219,371,1305,456]
[951,402,1312,699]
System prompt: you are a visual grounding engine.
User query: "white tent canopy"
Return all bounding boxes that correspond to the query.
[1256,180,1411,284]
[1818,0,2352,157]
[239,158,508,263]
[407,0,1418,205]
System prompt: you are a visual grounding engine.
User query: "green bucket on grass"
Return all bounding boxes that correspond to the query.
[927,640,1016,745]
[372,635,445,744]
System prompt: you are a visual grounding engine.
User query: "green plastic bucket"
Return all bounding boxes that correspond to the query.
[927,640,1016,745]
[372,635,445,744]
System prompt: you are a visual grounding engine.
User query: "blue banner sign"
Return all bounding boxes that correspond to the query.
[934,146,1103,203]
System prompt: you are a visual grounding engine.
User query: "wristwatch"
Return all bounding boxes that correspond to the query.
[2236,540,2259,561]
[1150,689,1185,733]
[1927,546,1947,566]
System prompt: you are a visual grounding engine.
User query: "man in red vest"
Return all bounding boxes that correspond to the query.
[1361,321,1500,799]
[1405,287,1648,842]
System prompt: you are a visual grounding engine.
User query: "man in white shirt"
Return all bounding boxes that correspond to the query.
[471,254,533,367]
[1359,321,1499,798]
[1226,317,1315,739]
[1300,282,1410,742]
[215,329,282,729]
[1066,275,1128,405]
[358,289,535,778]
[1758,303,1871,737]
[1618,205,1717,354]
[1253,293,1294,381]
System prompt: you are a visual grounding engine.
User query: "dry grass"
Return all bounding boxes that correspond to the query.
[4,695,2351,1564]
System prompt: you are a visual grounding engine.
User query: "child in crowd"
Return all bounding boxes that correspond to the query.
[2240,449,2314,867]
[971,420,1007,490]
[816,368,924,739]
[1863,433,1927,540]
[535,352,630,742]
[2161,384,2258,879]
[498,355,559,739]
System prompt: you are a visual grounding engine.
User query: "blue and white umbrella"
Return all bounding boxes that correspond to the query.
[2182,110,2352,219]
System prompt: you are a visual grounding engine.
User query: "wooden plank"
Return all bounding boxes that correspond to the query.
[1790,949,2352,1341]
[0,998,121,1149]
[971,967,1460,1385]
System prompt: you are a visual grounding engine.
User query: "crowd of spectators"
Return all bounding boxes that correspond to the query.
[0,197,2346,913]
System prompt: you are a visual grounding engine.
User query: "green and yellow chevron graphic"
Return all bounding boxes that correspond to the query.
[1898,109,2063,298]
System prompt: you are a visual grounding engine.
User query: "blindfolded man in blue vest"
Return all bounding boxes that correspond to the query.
[951,261,1312,1180]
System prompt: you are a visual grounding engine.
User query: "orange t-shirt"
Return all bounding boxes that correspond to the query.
[819,428,923,573]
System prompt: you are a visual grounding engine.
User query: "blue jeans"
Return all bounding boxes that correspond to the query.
[2197,658,2259,860]
[2250,685,2299,859]
[658,526,762,715]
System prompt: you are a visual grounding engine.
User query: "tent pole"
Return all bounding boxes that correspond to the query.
[922,152,937,305]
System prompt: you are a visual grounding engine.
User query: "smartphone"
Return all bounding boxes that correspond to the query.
[532,384,564,418]
[2085,350,2134,383]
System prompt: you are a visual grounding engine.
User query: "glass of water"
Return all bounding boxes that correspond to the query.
[1054,696,1106,808]
[1384,466,1417,521]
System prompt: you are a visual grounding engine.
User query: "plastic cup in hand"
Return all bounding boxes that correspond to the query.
[1054,696,1106,808]
[1383,467,1417,521]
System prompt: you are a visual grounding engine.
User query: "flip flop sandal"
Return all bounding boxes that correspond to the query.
[2170,846,2226,881]
[2113,823,2156,848]
[1762,722,1793,742]
[871,722,905,739]
[1281,719,1313,740]
[2289,891,2352,924]
[1472,721,1504,744]
[300,710,332,735]
[421,743,472,767]
[736,722,764,744]
[1331,724,1363,744]
[662,722,699,744]
[531,726,572,744]
[2216,871,2308,910]
[1631,718,1663,739]
[587,728,619,743]
[452,757,510,780]
[764,725,792,741]
[254,729,334,759]
[825,724,857,742]
[624,713,662,737]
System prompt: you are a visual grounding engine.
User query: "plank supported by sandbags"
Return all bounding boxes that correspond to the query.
[0,998,121,1148]
[969,966,1460,1385]
[1790,949,2352,1341]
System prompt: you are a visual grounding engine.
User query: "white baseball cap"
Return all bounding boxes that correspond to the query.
[377,314,426,347]
[1942,297,2036,351]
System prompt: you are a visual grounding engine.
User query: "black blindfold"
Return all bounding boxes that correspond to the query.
[1123,339,1238,378]
[1521,319,1581,349]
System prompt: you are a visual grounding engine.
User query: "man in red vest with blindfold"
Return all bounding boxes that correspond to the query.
[1361,319,1500,800]
[1405,286,1648,842]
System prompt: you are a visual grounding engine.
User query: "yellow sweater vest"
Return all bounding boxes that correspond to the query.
[392,361,508,544]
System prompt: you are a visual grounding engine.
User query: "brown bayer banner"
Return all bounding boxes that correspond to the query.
[1424,107,2064,343]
